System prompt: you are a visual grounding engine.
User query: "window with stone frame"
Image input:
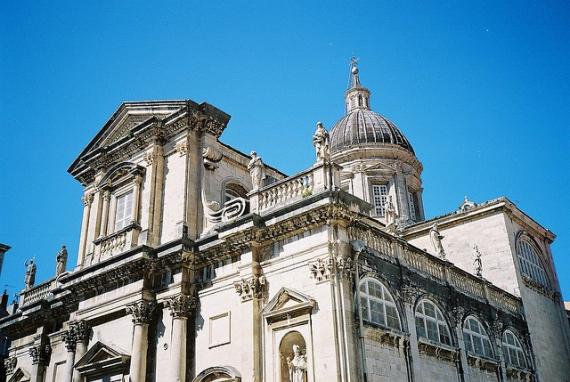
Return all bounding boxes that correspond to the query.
[463,316,494,358]
[114,189,134,231]
[502,330,527,369]
[407,189,418,221]
[516,235,550,288]
[415,299,452,345]
[371,184,389,217]
[359,277,401,330]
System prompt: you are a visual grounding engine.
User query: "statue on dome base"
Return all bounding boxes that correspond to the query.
[312,122,330,163]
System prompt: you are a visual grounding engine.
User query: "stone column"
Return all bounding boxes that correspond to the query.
[77,193,94,267]
[99,190,111,238]
[492,321,508,381]
[62,330,77,382]
[145,141,165,246]
[165,294,195,382]
[402,286,421,382]
[72,321,90,382]
[126,300,156,382]
[29,344,50,382]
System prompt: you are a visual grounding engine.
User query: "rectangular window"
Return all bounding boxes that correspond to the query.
[407,190,417,220]
[372,185,388,216]
[114,190,133,231]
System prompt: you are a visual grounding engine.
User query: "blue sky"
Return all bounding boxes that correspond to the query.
[1,1,569,301]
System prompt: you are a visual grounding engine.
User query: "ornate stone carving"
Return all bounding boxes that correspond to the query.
[69,320,90,343]
[24,258,36,290]
[204,197,248,225]
[401,284,420,304]
[336,257,354,280]
[144,150,160,166]
[29,344,51,365]
[126,300,156,325]
[309,257,334,283]
[62,329,77,352]
[165,294,196,318]
[4,357,17,374]
[491,320,504,338]
[202,146,223,170]
[247,151,266,191]
[82,193,94,206]
[458,196,477,213]
[175,140,189,156]
[450,306,466,326]
[234,275,266,302]
[312,121,330,162]
[384,195,398,234]
[429,222,446,260]
[55,245,68,277]
[417,339,458,363]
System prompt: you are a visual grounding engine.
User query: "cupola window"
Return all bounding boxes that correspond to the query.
[372,184,388,217]
[407,190,417,221]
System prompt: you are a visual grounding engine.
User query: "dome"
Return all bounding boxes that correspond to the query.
[330,109,415,154]
[330,60,415,155]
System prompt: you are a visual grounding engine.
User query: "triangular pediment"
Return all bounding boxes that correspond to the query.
[74,341,129,369]
[8,368,30,382]
[262,287,316,320]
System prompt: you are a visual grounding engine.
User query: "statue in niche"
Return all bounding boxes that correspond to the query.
[429,222,446,260]
[473,244,483,278]
[286,344,307,382]
[384,195,398,234]
[312,121,330,162]
[55,245,67,277]
[248,151,266,190]
[24,259,36,290]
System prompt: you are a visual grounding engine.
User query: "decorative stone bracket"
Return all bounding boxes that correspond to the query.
[234,275,266,302]
[506,366,534,382]
[417,339,459,363]
[4,357,17,375]
[467,354,500,373]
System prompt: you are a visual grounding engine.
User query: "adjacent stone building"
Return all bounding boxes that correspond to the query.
[1,62,569,382]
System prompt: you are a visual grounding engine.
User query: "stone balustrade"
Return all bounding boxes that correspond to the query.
[349,225,523,316]
[93,224,140,260]
[21,279,55,306]
[249,162,341,213]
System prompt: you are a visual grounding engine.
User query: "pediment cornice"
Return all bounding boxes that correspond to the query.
[68,100,230,185]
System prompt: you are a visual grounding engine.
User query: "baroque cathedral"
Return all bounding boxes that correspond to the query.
[1,62,569,382]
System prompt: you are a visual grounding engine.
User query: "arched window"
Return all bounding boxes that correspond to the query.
[359,278,401,330]
[463,316,494,358]
[502,330,527,369]
[516,235,549,288]
[224,183,248,205]
[415,299,452,345]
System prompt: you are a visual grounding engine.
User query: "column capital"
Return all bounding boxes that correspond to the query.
[126,300,156,325]
[82,193,94,206]
[4,357,17,375]
[62,330,77,352]
[29,344,51,365]
[69,320,90,344]
[165,294,196,318]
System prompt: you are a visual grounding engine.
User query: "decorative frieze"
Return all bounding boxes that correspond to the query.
[234,275,266,302]
[4,357,17,374]
[126,300,156,325]
[165,294,196,318]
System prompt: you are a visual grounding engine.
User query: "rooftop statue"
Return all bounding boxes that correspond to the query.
[429,223,446,260]
[312,121,330,162]
[24,259,36,290]
[248,151,266,191]
[56,245,68,277]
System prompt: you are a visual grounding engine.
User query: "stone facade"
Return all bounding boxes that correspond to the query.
[1,64,569,382]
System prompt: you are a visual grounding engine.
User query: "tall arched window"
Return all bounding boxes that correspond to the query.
[359,278,401,330]
[415,299,452,345]
[502,330,527,369]
[463,316,494,358]
[516,235,549,288]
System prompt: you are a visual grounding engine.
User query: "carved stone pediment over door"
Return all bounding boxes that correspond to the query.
[74,341,130,381]
[262,288,317,382]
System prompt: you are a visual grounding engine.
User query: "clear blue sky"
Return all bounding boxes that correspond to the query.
[1,1,569,301]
